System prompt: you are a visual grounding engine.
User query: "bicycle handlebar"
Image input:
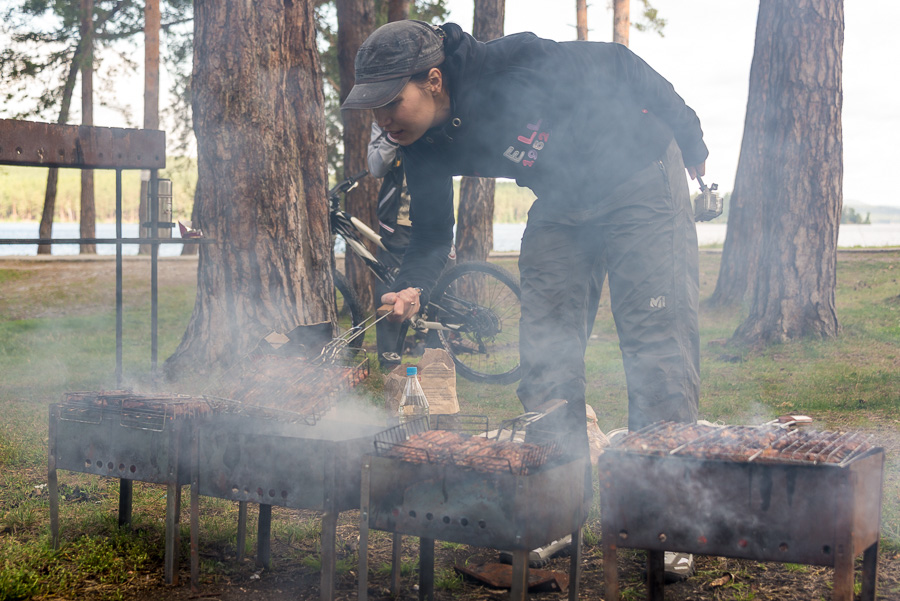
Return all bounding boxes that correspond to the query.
[327,170,369,202]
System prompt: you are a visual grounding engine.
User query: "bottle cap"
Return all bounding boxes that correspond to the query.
[406,366,417,376]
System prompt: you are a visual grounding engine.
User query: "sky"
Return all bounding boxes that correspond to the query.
[10,0,896,208]
[440,0,900,208]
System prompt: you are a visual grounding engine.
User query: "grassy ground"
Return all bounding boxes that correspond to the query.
[1,250,899,600]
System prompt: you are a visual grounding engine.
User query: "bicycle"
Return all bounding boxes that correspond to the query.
[329,171,522,385]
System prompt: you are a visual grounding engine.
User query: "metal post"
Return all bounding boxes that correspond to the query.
[509,550,529,601]
[150,169,159,371]
[115,168,134,528]
[647,550,665,601]
[257,504,272,569]
[48,406,59,548]
[190,427,200,593]
[359,461,371,601]
[390,534,403,595]
[568,527,583,601]
[419,537,434,601]
[237,502,248,560]
[115,168,123,387]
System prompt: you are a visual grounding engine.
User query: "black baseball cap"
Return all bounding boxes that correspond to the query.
[342,20,445,110]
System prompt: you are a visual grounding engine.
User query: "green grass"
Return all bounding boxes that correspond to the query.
[0,251,899,598]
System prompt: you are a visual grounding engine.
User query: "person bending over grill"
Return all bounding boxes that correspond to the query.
[367,122,455,370]
[342,20,705,582]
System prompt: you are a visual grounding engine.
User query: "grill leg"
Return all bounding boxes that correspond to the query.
[359,462,371,601]
[190,430,200,594]
[419,537,434,601]
[647,550,664,601]
[258,504,272,569]
[237,501,248,561]
[320,510,337,601]
[509,550,529,601]
[568,528,583,601]
[48,409,59,549]
[390,534,403,595]
[861,540,879,600]
[602,533,618,601]
[118,480,133,527]
[164,480,180,585]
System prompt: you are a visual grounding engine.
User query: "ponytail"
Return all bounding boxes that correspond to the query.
[439,22,465,54]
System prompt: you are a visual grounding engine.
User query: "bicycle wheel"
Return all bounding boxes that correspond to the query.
[333,269,365,348]
[429,261,521,385]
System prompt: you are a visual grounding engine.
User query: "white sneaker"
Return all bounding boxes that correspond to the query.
[663,551,694,583]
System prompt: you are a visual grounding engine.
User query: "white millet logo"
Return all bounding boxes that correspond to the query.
[650,295,666,309]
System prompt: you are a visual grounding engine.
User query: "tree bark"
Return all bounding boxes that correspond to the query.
[706,3,774,309]
[80,0,96,255]
[165,0,332,377]
[38,40,84,255]
[730,0,843,346]
[613,0,629,46]
[576,0,588,41]
[336,0,379,310]
[387,0,410,22]
[455,0,503,263]
[139,0,161,255]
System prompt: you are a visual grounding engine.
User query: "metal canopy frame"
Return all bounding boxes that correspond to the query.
[0,118,210,384]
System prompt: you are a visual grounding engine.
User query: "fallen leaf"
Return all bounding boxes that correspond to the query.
[710,572,734,587]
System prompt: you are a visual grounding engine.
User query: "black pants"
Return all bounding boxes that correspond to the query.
[517,140,700,445]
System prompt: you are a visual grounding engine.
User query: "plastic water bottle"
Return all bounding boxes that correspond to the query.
[398,366,429,424]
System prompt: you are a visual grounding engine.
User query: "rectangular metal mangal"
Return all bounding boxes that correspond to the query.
[367,455,586,549]
[598,451,882,566]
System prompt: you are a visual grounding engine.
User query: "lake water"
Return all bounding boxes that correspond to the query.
[1,222,899,256]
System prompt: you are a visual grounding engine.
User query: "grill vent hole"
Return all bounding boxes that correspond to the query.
[107,462,114,470]
[426,513,433,521]
[619,530,628,540]
[478,520,486,529]
[85,459,91,467]
[460,518,468,526]
[281,491,287,499]
[118,463,125,471]
[822,545,831,554]
[268,489,276,498]
[442,516,451,524]
[96,460,103,468]
[257,488,264,496]
[232,486,239,494]
[130,465,136,473]
[409,511,417,518]
[657,533,667,542]
[779,543,789,552]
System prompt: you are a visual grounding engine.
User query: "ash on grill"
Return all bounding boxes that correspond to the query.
[361,412,588,601]
[598,421,885,601]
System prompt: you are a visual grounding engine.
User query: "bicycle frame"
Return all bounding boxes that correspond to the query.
[329,172,467,335]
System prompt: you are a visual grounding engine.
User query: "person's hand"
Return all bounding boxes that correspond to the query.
[381,287,422,323]
[686,161,706,180]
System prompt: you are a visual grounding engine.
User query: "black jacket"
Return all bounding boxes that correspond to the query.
[394,27,708,302]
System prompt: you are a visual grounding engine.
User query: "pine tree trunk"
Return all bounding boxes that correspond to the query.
[387,0,410,22]
[613,0,629,46]
[165,0,332,377]
[576,0,588,41]
[456,0,503,263]
[139,0,161,255]
[336,0,378,311]
[38,40,83,255]
[731,0,843,346]
[79,0,96,255]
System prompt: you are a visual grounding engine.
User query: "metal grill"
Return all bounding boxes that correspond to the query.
[617,422,874,466]
[373,415,563,476]
[360,409,589,601]
[598,421,885,601]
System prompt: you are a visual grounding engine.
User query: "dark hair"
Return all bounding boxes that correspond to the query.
[409,23,464,84]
